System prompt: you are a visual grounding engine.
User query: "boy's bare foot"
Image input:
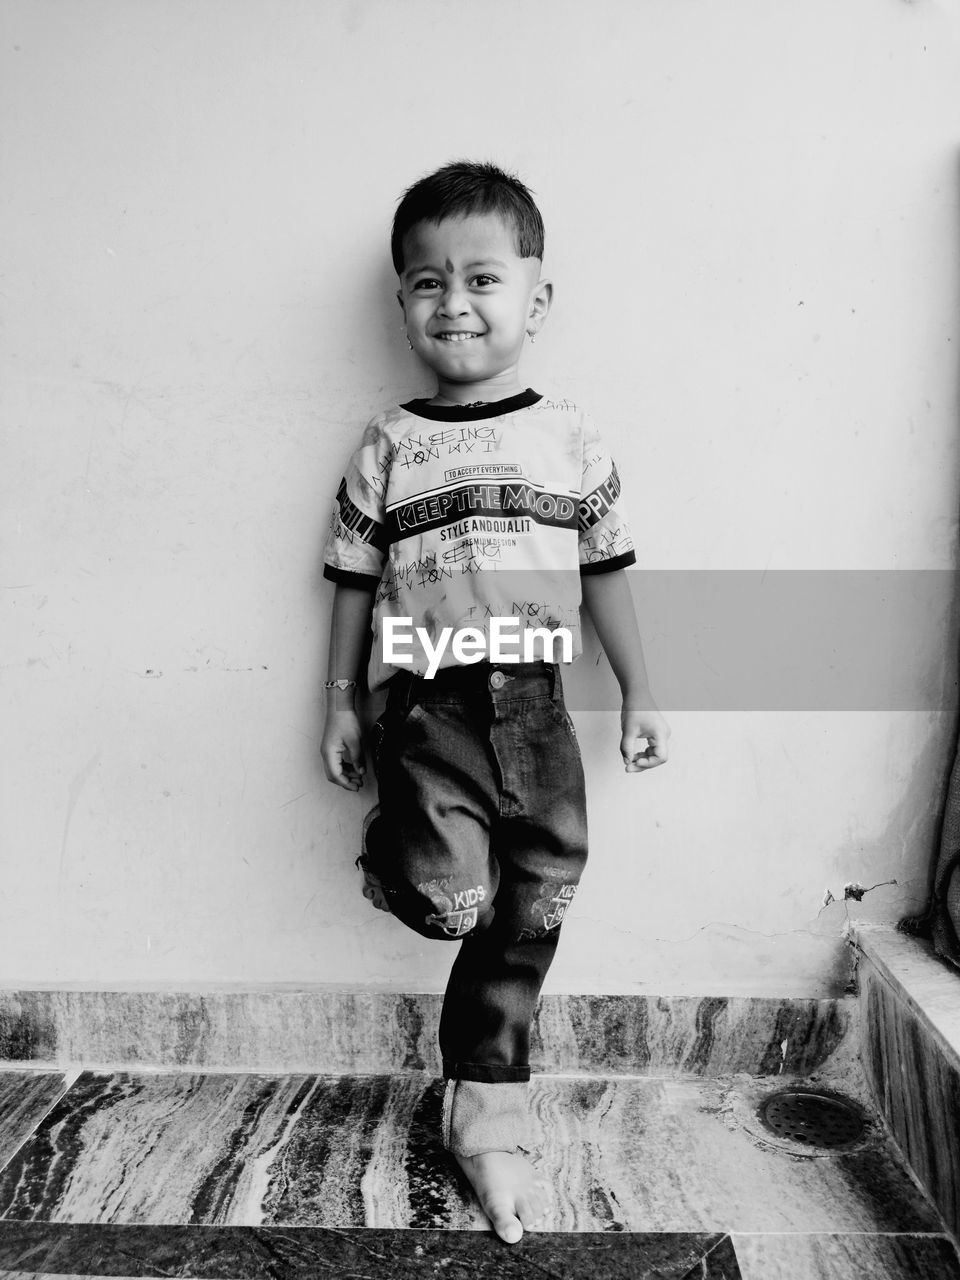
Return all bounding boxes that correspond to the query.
[453,1150,550,1244]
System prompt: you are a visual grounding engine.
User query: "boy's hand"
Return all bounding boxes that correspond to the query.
[321,708,367,791]
[620,706,670,773]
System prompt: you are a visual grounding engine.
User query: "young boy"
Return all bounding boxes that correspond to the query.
[321,161,669,1244]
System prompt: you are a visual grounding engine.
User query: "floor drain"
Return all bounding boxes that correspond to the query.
[757,1089,866,1149]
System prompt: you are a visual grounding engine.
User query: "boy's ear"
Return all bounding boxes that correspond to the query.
[528,278,553,327]
[396,289,405,315]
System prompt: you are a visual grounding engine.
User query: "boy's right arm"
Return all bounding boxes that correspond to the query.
[320,583,375,791]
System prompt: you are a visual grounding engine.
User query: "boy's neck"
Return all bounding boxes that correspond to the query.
[429,371,524,408]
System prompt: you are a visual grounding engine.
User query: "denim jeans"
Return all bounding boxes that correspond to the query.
[366,661,588,1084]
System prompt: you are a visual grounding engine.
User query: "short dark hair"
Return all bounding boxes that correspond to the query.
[391,160,545,275]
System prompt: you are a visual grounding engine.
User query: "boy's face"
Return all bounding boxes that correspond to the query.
[397,213,551,399]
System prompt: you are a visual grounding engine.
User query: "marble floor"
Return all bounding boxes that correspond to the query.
[0,1068,957,1279]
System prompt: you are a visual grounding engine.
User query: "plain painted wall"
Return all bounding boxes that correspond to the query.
[3,0,959,994]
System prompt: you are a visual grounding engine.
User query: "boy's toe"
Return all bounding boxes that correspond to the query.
[493,1213,523,1245]
[517,1184,551,1230]
[482,1193,524,1244]
[515,1194,541,1228]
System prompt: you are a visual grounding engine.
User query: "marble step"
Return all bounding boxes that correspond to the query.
[0,1224,959,1280]
[0,1068,958,1279]
[0,990,853,1076]
[0,1223,742,1279]
[0,1070,944,1234]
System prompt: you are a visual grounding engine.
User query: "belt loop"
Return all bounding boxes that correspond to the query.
[550,663,562,702]
[395,670,412,712]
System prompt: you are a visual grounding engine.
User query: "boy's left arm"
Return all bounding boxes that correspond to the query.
[581,569,670,772]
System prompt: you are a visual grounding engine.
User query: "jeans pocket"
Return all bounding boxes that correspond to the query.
[385,682,429,724]
[548,699,579,745]
[375,699,428,771]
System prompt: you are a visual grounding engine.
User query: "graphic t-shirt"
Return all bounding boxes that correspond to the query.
[323,389,635,689]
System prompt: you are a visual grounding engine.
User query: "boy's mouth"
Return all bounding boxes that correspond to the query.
[435,332,482,342]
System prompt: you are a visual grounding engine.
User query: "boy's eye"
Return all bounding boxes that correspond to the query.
[412,278,441,291]
[472,274,498,287]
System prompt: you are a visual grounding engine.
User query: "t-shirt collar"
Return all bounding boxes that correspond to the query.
[399,388,542,422]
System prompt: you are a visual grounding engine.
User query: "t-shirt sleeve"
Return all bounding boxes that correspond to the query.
[322,418,390,591]
[577,415,637,575]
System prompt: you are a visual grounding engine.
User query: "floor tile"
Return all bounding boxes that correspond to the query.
[732,1231,960,1279]
[0,1075,70,1173]
[0,1223,741,1278]
[0,1072,379,1227]
[0,1072,946,1234]
[530,1075,941,1233]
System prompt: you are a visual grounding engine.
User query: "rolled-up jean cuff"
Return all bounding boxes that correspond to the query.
[442,1079,532,1156]
[442,1059,531,1084]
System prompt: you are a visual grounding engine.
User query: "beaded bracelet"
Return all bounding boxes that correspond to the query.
[323,679,357,691]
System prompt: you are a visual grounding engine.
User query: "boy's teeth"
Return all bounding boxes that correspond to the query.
[439,333,476,341]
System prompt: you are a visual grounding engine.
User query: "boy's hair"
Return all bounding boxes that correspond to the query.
[391,160,545,275]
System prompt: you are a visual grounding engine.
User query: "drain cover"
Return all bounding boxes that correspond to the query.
[758,1089,866,1149]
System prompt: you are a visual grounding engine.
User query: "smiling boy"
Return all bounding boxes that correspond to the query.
[321,161,669,1243]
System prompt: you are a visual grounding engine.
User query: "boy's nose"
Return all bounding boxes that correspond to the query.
[438,287,470,317]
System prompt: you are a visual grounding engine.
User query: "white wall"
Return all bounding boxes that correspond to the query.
[2,0,959,994]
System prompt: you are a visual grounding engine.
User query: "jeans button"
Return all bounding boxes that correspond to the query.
[489,670,506,691]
